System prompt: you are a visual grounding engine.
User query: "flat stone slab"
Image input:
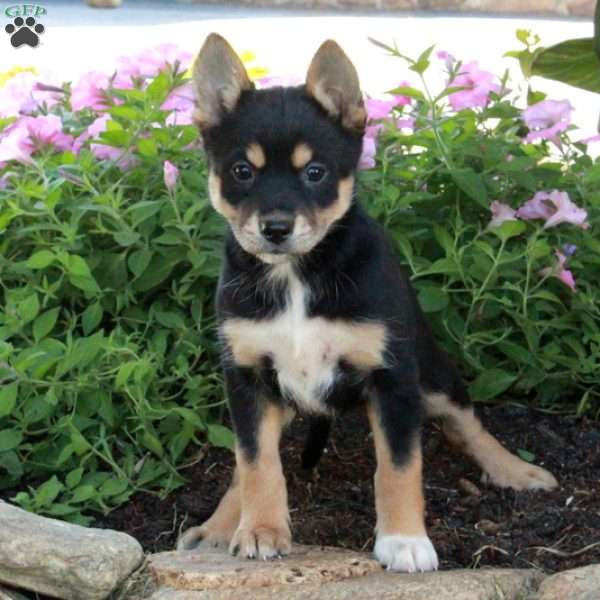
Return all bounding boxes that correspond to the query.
[537,564,600,600]
[148,545,381,590]
[0,500,144,600]
[147,545,543,600]
[148,568,542,600]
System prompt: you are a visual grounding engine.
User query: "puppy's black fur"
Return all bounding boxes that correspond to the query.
[178,34,557,571]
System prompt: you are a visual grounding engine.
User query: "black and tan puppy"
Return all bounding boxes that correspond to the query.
[178,34,558,572]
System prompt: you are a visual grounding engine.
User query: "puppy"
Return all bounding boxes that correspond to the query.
[178,34,558,572]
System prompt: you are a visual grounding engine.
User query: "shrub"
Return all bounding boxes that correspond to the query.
[0,35,598,522]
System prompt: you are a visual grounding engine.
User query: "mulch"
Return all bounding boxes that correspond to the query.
[99,404,600,573]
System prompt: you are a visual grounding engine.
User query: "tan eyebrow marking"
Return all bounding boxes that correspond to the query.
[291,143,313,169]
[246,143,266,169]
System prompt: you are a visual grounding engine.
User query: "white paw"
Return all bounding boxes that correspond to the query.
[374,534,439,573]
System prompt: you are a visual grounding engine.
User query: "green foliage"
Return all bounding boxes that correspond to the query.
[362,40,600,416]
[0,67,226,524]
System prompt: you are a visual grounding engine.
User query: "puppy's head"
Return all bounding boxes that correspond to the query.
[192,34,366,263]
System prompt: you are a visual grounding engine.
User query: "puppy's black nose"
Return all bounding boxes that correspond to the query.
[260,218,293,245]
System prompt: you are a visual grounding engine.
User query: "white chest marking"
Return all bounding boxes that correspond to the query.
[222,263,386,413]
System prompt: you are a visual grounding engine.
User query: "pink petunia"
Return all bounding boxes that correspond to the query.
[516,190,588,229]
[447,62,500,111]
[162,82,195,126]
[542,250,576,292]
[358,136,376,170]
[74,114,136,170]
[114,44,192,88]
[522,100,573,144]
[366,87,411,122]
[23,115,73,151]
[0,123,33,163]
[71,71,110,111]
[0,71,62,117]
[579,133,600,144]
[488,201,517,228]
[163,160,179,190]
[436,50,456,72]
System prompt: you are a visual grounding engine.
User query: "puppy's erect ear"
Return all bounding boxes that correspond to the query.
[192,33,254,128]
[306,40,366,132]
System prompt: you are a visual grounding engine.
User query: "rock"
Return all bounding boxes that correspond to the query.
[537,564,600,600]
[148,545,381,590]
[146,545,542,600]
[0,585,30,600]
[0,500,144,600]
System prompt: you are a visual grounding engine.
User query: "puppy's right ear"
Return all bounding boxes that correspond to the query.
[192,33,253,129]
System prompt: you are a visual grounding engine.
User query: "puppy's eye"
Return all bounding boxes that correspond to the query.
[231,161,254,182]
[304,163,327,184]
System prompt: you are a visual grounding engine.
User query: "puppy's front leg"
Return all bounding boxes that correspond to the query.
[368,368,438,573]
[227,367,291,560]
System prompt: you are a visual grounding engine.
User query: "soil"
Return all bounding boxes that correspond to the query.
[99,405,600,573]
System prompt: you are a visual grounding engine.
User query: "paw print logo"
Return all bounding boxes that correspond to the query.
[5,16,45,48]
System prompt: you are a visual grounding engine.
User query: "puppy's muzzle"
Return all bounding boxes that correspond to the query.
[259,214,294,245]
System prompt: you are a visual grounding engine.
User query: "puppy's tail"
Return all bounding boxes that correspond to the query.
[301,416,332,470]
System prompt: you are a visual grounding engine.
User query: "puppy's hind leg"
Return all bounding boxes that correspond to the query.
[424,385,558,491]
[177,469,241,550]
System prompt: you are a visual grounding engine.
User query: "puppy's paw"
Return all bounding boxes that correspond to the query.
[482,460,558,491]
[374,534,438,573]
[230,524,292,560]
[177,524,232,551]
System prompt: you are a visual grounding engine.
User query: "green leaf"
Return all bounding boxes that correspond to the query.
[531,38,600,93]
[0,382,18,418]
[26,250,55,269]
[469,368,517,401]
[0,428,23,452]
[81,302,103,335]
[146,71,171,105]
[34,475,64,508]
[19,294,40,323]
[207,424,235,449]
[387,86,425,101]
[113,230,140,247]
[66,467,84,489]
[128,249,153,278]
[70,484,96,503]
[517,448,535,463]
[137,138,158,157]
[116,362,137,388]
[489,220,526,242]
[417,287,449,313]
[33,307,60,342]
[451,168,488,207]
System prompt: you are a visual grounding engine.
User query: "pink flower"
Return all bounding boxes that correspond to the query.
[542,250,576,292]
[163,160,179,190]
[437,50,456,71]
[0,124,33,163]
[74,114,136,170]
[0,71,62,117]
[0,174,8,189]
[71,71,110,111]
[0,114,73,164]
[516,190,588,229]
[161,83,195,125]
[488,201,517,228]
[114,44,192,88]
[366,87,411,122]
[580,133,600,144]
[447,62,500,111]
[23,115,73,151]
[359,136,376,170]
[522,100,572,144]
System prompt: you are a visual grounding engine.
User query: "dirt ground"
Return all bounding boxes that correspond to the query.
[100,404,600,573]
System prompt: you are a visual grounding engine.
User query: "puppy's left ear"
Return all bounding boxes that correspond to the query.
[306,40,366,132]
[192,33,254,129]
